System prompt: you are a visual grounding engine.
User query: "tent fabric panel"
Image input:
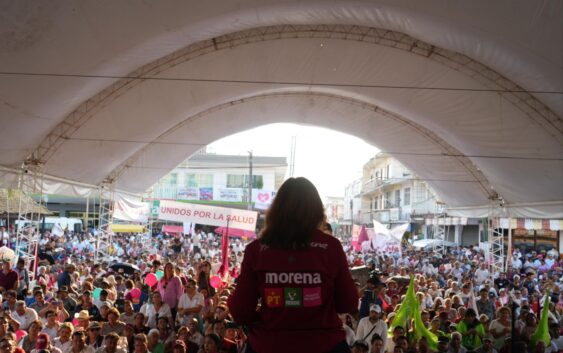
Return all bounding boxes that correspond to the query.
[0,2,561,218]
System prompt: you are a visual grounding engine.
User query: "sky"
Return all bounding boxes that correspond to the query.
[207,123,379,198]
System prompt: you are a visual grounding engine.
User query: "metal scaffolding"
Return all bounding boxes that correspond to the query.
[15,160,44,280]
[487,217,505,276]
[95,183,115,262]
[432,212,447,255]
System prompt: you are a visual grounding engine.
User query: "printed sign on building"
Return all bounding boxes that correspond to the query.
[177,187,199,200]
[217,188,243,202]
[158,200,258,231]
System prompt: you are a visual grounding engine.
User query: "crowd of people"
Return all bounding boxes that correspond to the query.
[0,180,561,353]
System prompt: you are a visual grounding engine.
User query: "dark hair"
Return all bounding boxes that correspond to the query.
[371,333,384,344]
[204,333,221,347]
[260,177,325,249]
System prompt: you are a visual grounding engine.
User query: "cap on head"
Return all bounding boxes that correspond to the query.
[370,304,382,313]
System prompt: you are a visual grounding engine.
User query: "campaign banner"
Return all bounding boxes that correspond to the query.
[217,188,243,202]
[199,187,213,201]
[113,197,150,223]
[158,200,258,231]
[178,187,199,200]
[254,190,276,210]
[371,219,406,254]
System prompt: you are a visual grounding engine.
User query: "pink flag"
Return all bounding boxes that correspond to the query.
[358,225,369,244]
[219,231,229,278]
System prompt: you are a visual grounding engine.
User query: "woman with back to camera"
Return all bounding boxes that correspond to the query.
[228,177,359,353]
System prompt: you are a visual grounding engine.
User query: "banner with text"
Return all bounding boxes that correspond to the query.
[254,190,276,210]
[113,197,150,223]
[158,200,258,231]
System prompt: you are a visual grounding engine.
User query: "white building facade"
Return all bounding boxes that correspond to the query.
[360,153,441,226]
[152,153,287,209]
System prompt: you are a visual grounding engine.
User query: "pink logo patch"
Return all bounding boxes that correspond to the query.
[257,193,270,203]
[303,287,322,307]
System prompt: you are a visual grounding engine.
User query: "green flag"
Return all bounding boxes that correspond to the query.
[388,276,417,336]
[413,299,438,351]
[531,293,551,349]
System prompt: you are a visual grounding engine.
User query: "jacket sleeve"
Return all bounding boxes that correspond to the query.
[227,242,260,325]
[333,241,360,314]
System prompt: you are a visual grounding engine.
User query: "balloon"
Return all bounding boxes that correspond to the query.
[92,287,102,299]
[130,288,141,299]
[15,330,27,341]
[155,270,164,280]
[145,273,158,287]
[210,276,222,289]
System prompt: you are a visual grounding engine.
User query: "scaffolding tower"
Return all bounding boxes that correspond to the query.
[15,160,44,280]
[432,212,447,255]
[487,217,505,276]
[95,183,115,262]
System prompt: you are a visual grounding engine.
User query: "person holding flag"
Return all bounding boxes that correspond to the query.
[456,308,486,351]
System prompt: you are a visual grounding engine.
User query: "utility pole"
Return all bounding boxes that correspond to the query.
[248,151,253,210]
[289,136,296,177]
[350,199,353,234]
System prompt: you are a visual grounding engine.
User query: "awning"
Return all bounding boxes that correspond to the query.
[110,224,146,233]
[162,225,184,234]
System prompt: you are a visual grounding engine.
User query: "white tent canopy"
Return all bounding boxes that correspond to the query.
[0,1,562,217]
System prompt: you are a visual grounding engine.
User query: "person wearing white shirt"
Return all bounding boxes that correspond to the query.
[474,263,490,285]
[191,229,202,254]
[176,279,204,327]
[11,300,38,331]
[140,292,173,329]
[54,323,74,353]
[355,305,387,352]
[512,256,523,271]
[41,310,61,339]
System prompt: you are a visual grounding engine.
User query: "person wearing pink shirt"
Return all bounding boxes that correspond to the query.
[157,263,183,321]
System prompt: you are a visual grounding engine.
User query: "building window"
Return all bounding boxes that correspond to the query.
[185,174,213,187]
[394,190,400,207]
[385,191,392,208]
[404,187,411,206]
[227,175,264,189]
[169,173,177,185]
[386,165,390,179]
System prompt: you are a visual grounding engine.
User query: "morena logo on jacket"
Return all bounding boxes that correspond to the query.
[265,272,322,285]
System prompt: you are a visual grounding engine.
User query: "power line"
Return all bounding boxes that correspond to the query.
[380,151,563,161]
[64,136,205,146]
[125,165,287,170]
[63,137,563,161]
[1,71,562,94]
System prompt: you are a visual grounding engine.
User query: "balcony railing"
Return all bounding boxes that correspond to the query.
[361,207,409,224]
[154,185,178,199]
[361,176,410,194]
[409,198,441,215]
